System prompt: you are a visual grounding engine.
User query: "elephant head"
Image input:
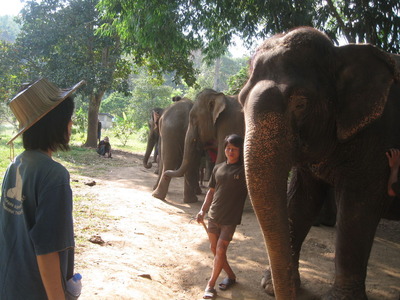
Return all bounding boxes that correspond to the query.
[143,107,163,169]
[172,96,182,102]
[239,27,399,299]
[165,89,241,178]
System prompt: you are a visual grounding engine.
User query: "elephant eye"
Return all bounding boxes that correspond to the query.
[289,95,307,111]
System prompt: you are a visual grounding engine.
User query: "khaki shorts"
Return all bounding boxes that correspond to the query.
[207,219,237,242]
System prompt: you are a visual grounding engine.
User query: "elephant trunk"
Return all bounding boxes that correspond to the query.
[164,125,197,178]
[143,132,157,169]
[244,112,296,299]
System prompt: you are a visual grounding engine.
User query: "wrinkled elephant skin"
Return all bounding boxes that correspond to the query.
[239,27,400,299]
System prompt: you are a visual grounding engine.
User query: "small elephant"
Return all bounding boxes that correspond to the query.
[151,98,202,203]
[164,89,245,184]
[239,27,400,299]
[143,107,163,170]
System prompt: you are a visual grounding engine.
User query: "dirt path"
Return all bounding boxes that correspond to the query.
[71,150,400,300]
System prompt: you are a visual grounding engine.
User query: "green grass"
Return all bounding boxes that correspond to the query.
[72,192,119,249]
[0,125,147,180]
[0,125,24,180]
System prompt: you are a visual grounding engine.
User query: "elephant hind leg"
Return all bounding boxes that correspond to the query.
[152,173,171,200]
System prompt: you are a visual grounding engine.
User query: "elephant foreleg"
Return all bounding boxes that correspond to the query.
[261,166,330,295]
[288,167,332,259]
[183,149,202,203]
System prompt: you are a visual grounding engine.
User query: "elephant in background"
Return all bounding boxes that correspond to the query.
[172,96,182,102]
[164,89,245,184]
[239,27,400,299]
[151,98,203,203]
[143,107,163,170]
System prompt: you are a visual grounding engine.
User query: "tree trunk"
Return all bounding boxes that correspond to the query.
[84,91,105,147]
[213,57,221,91]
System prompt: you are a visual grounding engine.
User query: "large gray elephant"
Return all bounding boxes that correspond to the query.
[143,107,163,170]
[238,27,400,299]
[151,98,203,203]
[164,89,245,185]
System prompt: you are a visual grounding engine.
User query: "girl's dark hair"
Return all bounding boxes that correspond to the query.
[224,134,244,164]
[23,96,75,152]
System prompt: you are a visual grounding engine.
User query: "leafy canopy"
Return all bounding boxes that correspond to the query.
[98,0,400,85]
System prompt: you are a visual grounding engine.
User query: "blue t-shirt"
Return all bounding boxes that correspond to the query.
[0,150,75,300]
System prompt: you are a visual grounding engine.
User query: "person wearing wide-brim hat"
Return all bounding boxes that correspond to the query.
[0,78,85,300]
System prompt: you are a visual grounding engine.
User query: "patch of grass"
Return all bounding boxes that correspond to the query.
[72,192,119,249]
[0,127,144,258]
[0,129,147,180]
[95,129,147,153]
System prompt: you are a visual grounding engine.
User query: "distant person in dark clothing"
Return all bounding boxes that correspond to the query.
[97,119,102,143]
[97,136,112,158]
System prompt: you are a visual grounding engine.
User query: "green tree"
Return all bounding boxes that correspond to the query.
[226,65,249,96]
[0,15,21,43]
[100,67,175,130]
[183,51,248,98]
[319,0,400,52]
[100,92,132,117]
[0,41,27,103]
[112,112,136,146]
[15,0,130,147]
[129,69,174,129]
[96,0,314,85]
[98,0,399,85]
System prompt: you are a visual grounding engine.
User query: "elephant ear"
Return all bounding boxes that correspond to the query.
[335,44,398,141]
[210,93,226,125]
[390,53,400,78]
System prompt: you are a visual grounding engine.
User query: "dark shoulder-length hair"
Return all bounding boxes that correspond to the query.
[224,134,244,164]
[23,96,75,152]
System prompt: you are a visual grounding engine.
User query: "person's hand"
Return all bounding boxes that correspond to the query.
[196,210,205,223]
[386,149,400,169]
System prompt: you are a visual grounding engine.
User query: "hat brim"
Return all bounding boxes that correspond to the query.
[7,80,85,145]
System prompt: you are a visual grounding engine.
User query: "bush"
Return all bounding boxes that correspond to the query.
[111,112,136,146]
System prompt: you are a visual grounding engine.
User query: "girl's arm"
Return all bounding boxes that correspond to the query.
[197,188,215,223]
[37,252,65,300]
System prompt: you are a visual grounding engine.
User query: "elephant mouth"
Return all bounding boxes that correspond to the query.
[203,140,218,162]
[203,140,217,150]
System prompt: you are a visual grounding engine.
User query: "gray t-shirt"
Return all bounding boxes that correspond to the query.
[0,150,75,300]
[208,161,248,225]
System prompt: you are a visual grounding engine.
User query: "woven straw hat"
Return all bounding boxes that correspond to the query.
[7,78,85,145]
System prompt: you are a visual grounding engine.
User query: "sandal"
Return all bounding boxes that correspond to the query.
[218,278,236,290]
[203,287,217,299]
